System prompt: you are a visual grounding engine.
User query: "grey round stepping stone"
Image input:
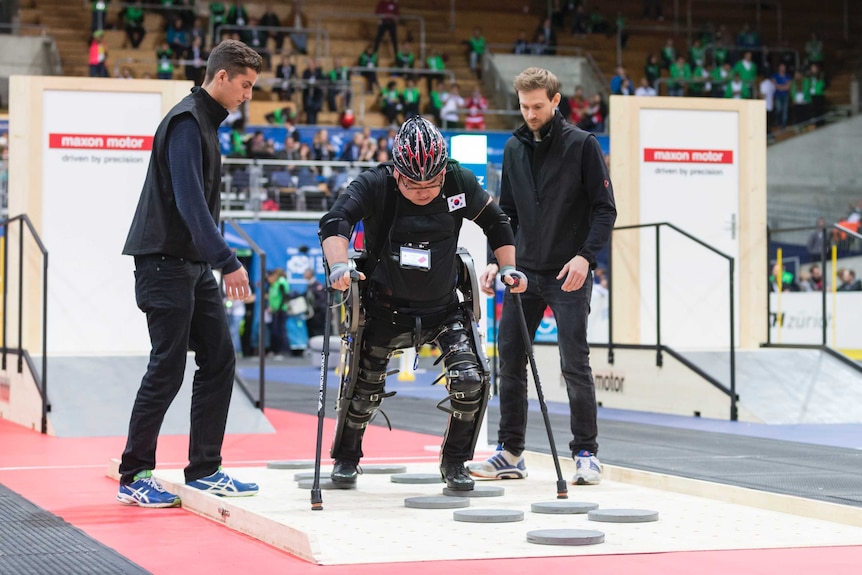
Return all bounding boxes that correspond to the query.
[294,471,335,481]
[361,464,408,474]
[443,485,505,498]
[405,495,469,509]
[527,529,605,546]
[531,501,599,514]
[267,460,316,470]
[454,509,524,523]
[391,473,444,484]
[297,478,355,490]
[588,508,659,523]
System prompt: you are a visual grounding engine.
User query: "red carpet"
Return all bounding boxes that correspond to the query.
[1,410,861,574]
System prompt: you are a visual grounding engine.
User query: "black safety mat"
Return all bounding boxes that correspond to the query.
[0,483,150,575]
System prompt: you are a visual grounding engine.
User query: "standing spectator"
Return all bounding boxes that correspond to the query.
[466,27,486,79]
[469,67,616,485]
[260,2,283,53]
[644,53,661,86]
[805,32,824,68]
[464,84,488,130]
[302,58,325,125]
[88,31,109,77]
[535,18,557,55]
[440,83,465,129]
[242,18,271,70]
[286,0,309,55]
[759,74,775,128]
[807,217,827,262]
[303,268,327,339]
[711,61,732,97]
[117,40,262,508]
[808,63,827,121]
[733,51,758,91]
[610,66,631,95]
[688,62,710,97]
[668,56,691,97]
[189,17,207,49]
[373,0,400,59]
[689,38,706,69]
[121,1,146,49]
[184,37,208,86]
[790,69,812,124]
[660,37,676,70]
[571,4,588,36]
[772,63,791,128]
[359,44,380,94]
[724,73,751,99]
[209,2,227,43]
[266,268,290,355]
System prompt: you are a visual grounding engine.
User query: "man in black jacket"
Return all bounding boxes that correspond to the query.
[469,67,617,485]
[118,40,262,508]
[319,116,526,491]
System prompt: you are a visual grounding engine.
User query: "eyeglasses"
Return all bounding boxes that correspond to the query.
[396,172,445,191]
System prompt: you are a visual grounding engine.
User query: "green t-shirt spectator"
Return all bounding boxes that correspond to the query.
[426,53,445,71]
[733,58,758,84]
[669,59,692,90]
[468,35,486,56]
[791,76,812,104]
[402,86,420,105]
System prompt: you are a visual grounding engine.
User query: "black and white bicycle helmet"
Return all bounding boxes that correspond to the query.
[391,116,448,181]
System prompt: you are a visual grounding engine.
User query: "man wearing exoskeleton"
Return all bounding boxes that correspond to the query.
[319,116,526,490]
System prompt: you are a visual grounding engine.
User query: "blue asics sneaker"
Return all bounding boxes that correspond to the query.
[467,446,528,479]
[186,467,259,497]
[573,450,602,485]
[117,470,181,508]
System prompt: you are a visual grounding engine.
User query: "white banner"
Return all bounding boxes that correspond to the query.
[769,291,862,349]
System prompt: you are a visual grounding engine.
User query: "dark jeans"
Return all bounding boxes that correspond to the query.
[496,268,598,457]
[373,20,398,57]
[119,255,236,484]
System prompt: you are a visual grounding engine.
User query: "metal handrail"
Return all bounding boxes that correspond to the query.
[215,24,329,60]
[222,219,267,410]
[609,221,737,420]
[315,12,426,63]
[764,222,862,374]
[0,213,49,433]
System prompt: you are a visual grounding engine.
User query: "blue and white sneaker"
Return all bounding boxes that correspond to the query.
[186,467,259,497]
[573,450,602,485]
[117,470,181,508]
[467,446,528,479]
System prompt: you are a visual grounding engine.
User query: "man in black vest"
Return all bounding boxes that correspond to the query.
[469,67,617,486]
[117,39,263,508]
[319,116,527,491]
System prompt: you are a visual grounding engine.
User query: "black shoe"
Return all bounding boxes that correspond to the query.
[441,460,474,491]
[331,460,359,485]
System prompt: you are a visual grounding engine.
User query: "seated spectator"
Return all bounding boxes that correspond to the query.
[566,85,589,124]
[118,65,135,80]
[265,105,296,127]
[799,264,824,291]
[711,62,732,97]
[339,132,366,162]
[166,16,191,57]
[228,120,249,158]
[712,29,730,67]
[577,93,606,133]
[155,42,174,80]
[278,134,301,160]
[425,48,447,95]
[464,84,488,130]
[688,63,710,97]
[610,66,632,95]
[380,80,404,126]
[838,268,862,291]
[768,263,799,292]
[535,18,557,55]
[326,57,352,113]
[724,73,751,99]
[427,79,447,125]
[530,32,550,55]
[634,77,657,97]
[512,30,529,54]
[273,54,298,102]
[359,44,380,94]
[689,38,706,69]
[260,2,283,52]
[227,1,249,27]
[402,77,421,119]
[571,4,588,36]
[587,6,609,34]
[668,56,691,97]
[395,41,417,79]
[120,0,146,49]
[248,131,276,159]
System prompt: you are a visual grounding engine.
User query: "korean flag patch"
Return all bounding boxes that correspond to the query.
[447,193,466,212]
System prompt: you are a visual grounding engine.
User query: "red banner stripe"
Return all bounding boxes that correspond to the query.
[48,133,154,151]
[643,148,734,164]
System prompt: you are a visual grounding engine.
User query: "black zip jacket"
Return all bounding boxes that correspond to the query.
[499,109,616,271]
